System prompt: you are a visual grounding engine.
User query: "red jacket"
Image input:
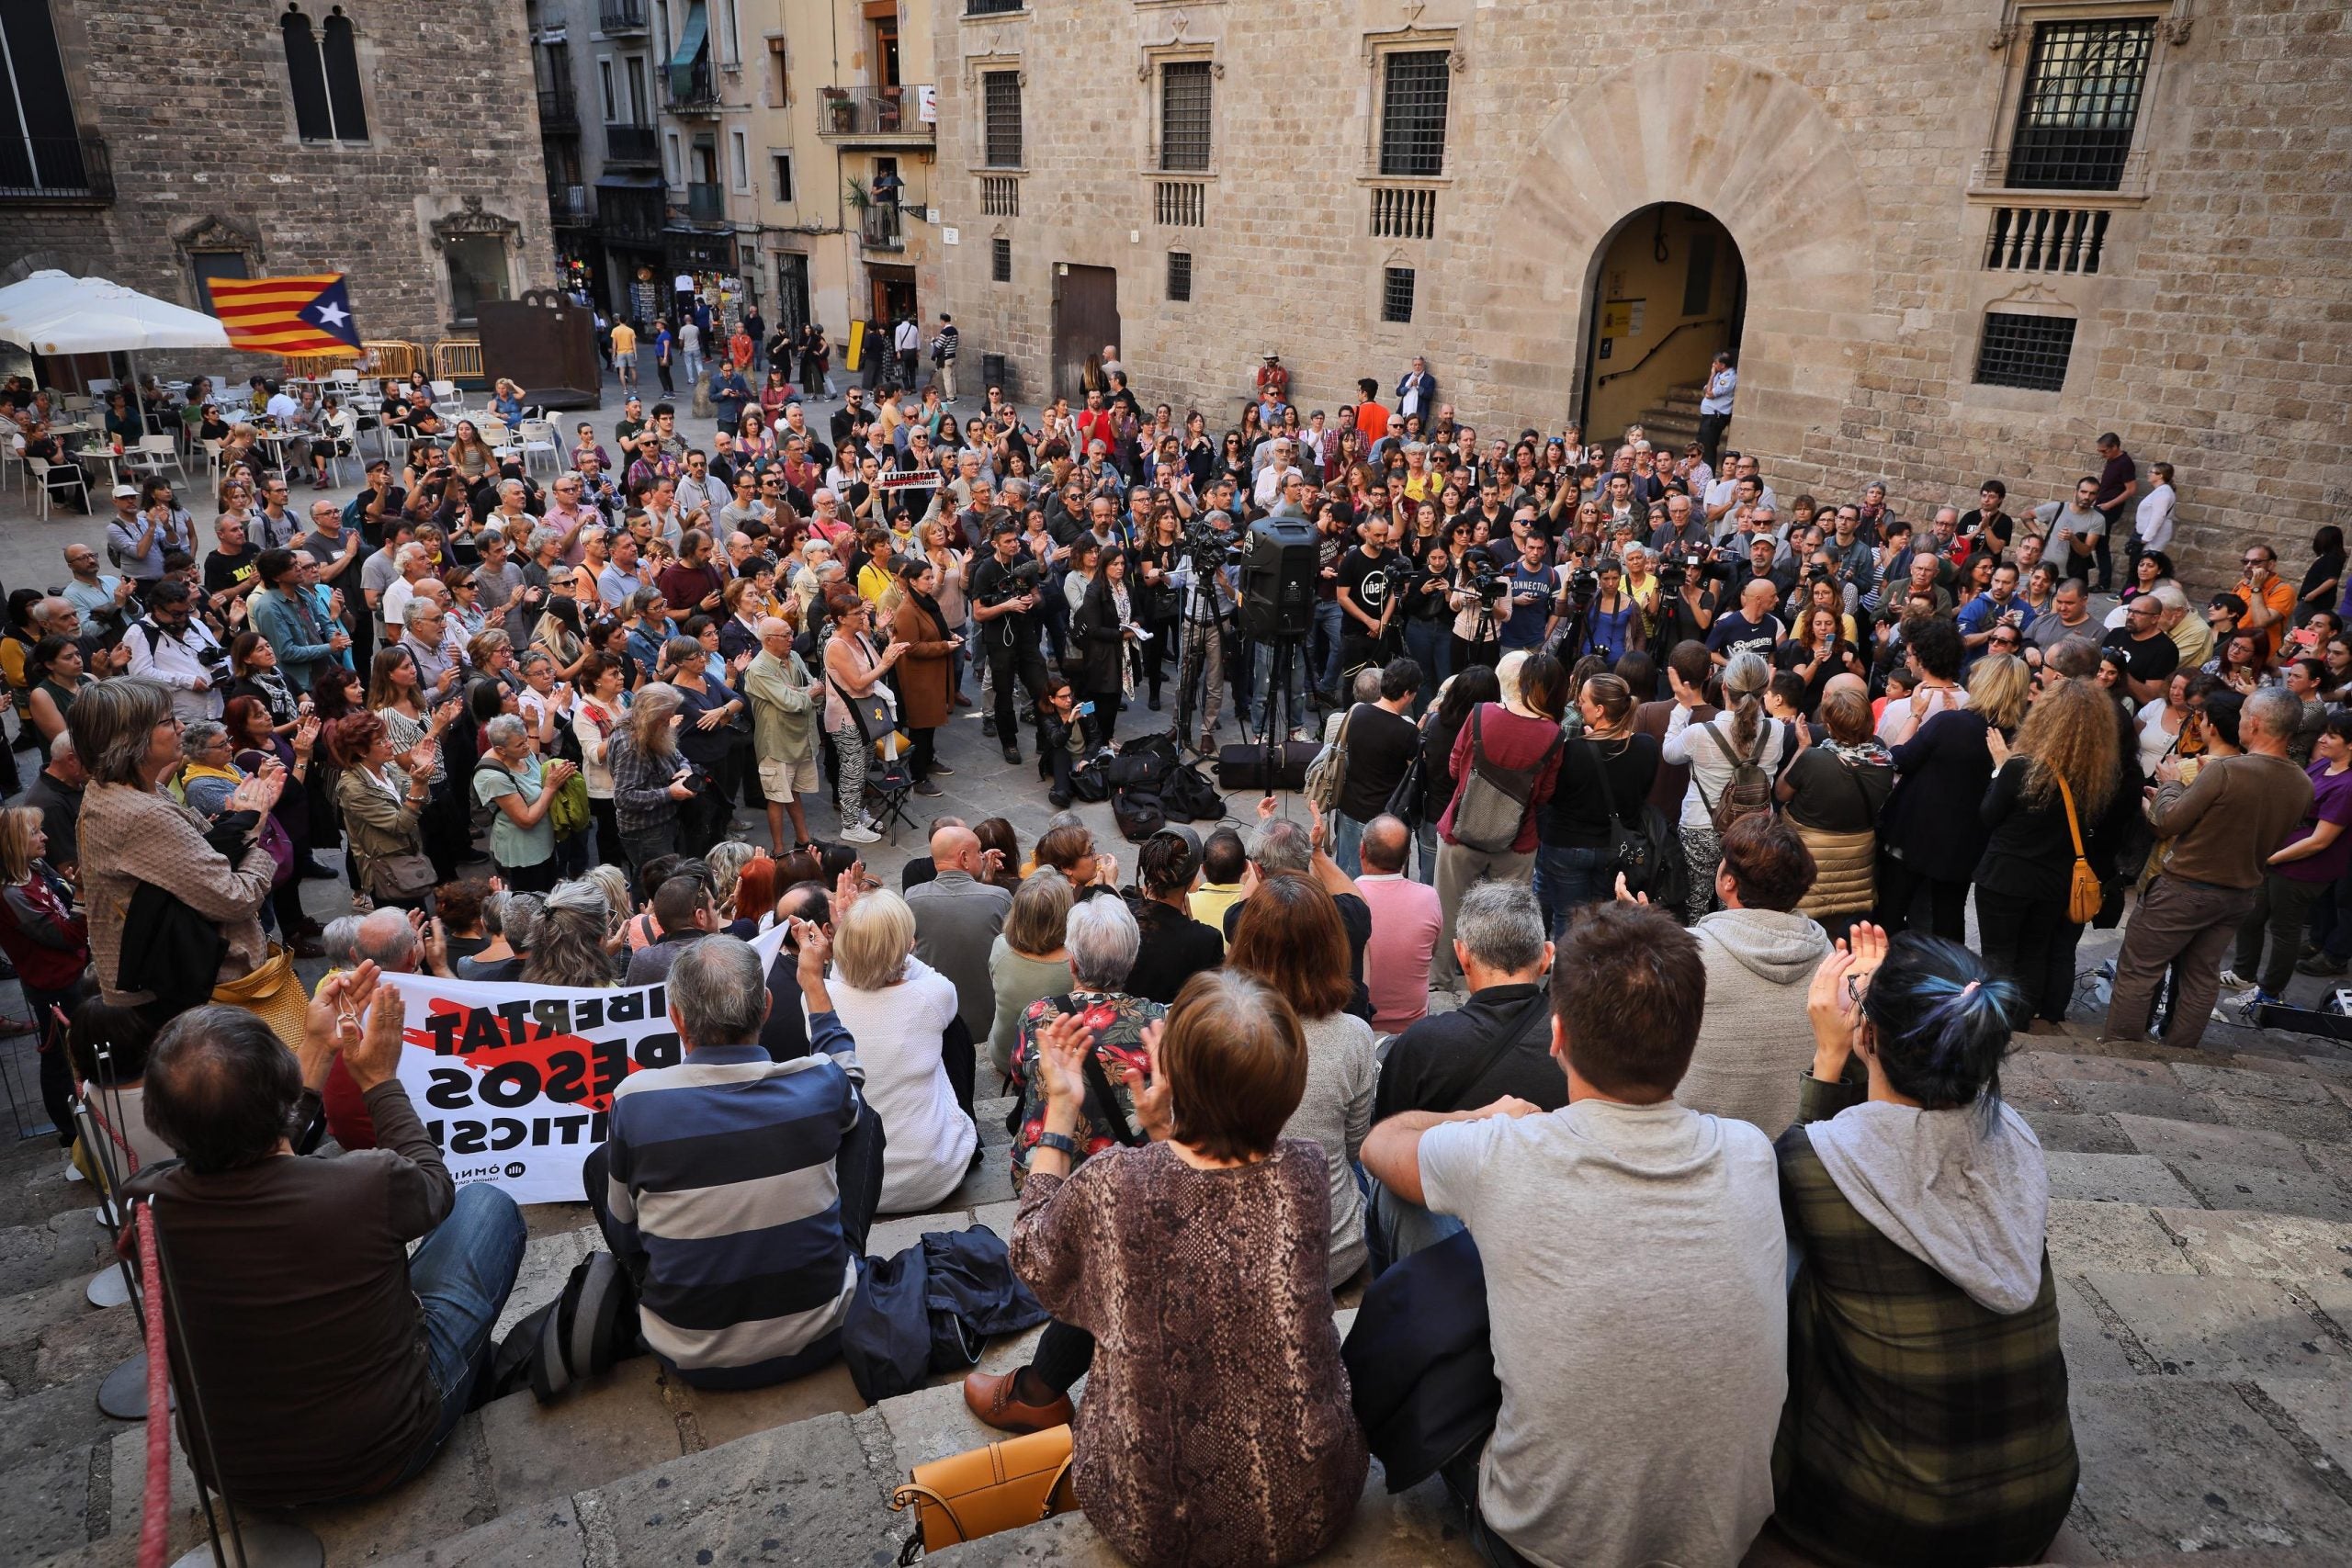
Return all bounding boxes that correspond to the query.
[1440,704,1565,855]
[0,866,90,993]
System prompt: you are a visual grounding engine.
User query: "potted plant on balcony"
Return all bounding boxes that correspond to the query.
[822,86,855,135]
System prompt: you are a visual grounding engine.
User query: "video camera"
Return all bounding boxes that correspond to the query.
[976,556,1045,608]
[1657,550,1729,591]
[1181,513,1241,571]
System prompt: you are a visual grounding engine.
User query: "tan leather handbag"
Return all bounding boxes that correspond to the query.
[890,1424,1077,1559]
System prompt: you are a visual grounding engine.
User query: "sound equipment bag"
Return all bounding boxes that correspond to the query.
[1216,739,1317,793]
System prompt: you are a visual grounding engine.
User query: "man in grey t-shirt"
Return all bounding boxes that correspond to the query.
[1363,902,1786,1568]
[2032,478,2107,585]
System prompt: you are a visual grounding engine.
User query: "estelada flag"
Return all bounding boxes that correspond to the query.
[204,274,364,355]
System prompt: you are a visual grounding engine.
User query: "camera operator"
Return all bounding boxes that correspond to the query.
[1654,547,1723,654]
[1337,518,1402,681]
[969,516,1053,765]
[1167,509,1241,752]
[1400,542,1455,709]
[127,578,230,724]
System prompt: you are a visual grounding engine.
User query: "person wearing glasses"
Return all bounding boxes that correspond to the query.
[2099,593,2182,708]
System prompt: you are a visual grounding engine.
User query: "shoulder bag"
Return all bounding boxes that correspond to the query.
[2055,773,2104,924]
[1304,705,1355,813]
[890,1425,1077,1562]
[1451,708,1563,854]
[1583,735,1681,907]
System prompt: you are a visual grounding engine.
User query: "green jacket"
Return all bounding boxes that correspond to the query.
[743,648,817,764]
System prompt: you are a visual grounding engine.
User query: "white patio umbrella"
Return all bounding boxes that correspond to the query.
[0,269,232,433]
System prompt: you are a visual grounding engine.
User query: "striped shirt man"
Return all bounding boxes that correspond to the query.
[597,1010,868,1389]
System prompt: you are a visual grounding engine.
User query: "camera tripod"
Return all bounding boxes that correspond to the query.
[1170,560,1229,759]
[1253,628,1311,802]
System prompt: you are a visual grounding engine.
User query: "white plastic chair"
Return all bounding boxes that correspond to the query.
[515,418,560,475]
[202,438,225,488]
[26,457,87,519]
[430,378,464,415]
[331,368,360,389]
[126,433,187,483]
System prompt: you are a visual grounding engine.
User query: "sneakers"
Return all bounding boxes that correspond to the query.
[912,778,943,797]
[839,821,882,845]
[982,715,996,738]
[930,761,956,777]
[2211,987,2274,1025]
[1001,745,1022,765]
[2216,969,2253,992]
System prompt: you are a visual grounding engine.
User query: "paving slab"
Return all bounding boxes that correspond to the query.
[2066,1379,2352,1556]
[2293,1138,2352,1190]
[941,1157,1018,1211]
[26,1306,140,1395]
[4,1446,92,1568]
[2083,1273,2352,1382]
[2066,1081,2226,1124]
[105,1421,199,1556]
[2175,1065,2340,1104]
[2167,1162,2352,1224]
[2207,1093,2352,1145]
[591,1410,900,1567]
[877,1380,1001,1475]
[0,1373,119,1476]
[300,1413,495,1563]
[2045,1152,2199,1208]
[479,1357,682,1517]
[0,1221,113,1300]
[970,1200,1020,1239]
[2047,1201,2192,1276]
[372,1498,589,1568]
[2159,1208,2352,1283]
[0,1276,109,1358]
[2258,1380,2352,1481]
[2113,1114,2314,1172]
[2057,1277,2147,1379]
[679,1359,865,1452]
[2020,1111,2136,1155]
[2030,1053,2182,1086]
[866,1210,974,1261]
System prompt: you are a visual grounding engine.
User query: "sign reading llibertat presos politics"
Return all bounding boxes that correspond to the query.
[384,923,790,1205]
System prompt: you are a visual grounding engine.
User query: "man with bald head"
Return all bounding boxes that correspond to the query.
[905,822,1013,1055]
[742,614,821,852]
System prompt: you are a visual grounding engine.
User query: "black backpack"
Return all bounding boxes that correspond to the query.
[1160,760,1223,822]
[1109,735,1179,842]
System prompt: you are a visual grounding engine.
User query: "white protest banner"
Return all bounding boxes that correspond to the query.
[383,923,790,1205]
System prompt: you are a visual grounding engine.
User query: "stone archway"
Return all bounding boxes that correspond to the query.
[1474,52,1883,460]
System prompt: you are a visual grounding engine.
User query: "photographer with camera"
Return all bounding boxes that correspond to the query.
[127,577,231,724]
[1652,547,1722,661]
[1400,542,1456,708]
[1168,507,1243,752]
[970,516,1055,766]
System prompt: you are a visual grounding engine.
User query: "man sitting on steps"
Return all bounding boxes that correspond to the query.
[587,925,885,1390]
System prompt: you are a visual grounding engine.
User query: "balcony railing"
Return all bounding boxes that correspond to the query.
[1153,180,1204,228]
[861,204,904,251]
[0,134,113,205]
[598,0,648,32]
[1983,205,2110,276]
[979,175,1019,217]
[537,85,579,133]
[682,182,727,224]
[666,60,720,114]
[819,87,934,143]
[548,184,594,225]
[605,122,658,164]
[1369,185,1436,240]
[597,187,663,243]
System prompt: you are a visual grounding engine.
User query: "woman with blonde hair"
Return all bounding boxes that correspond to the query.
[1974,674,2124,1028]
[827,885,973,1212]
[1876,648,2019,943]
[447,420,498,483]
[988,868,1075,1079]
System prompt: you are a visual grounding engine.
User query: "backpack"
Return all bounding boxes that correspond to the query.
[1449,707,1563,855]
[1304,707,1354,814]
[1160,759,1222,822]
[1107,741,1173,843]
[1695,717,1779,834]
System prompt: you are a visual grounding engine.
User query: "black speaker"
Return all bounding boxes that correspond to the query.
[1216,740,1317,792]
[1239,516,1320,640]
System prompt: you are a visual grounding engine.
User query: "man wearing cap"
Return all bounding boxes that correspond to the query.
[1254,352,1289,406]
[106,485,192,583]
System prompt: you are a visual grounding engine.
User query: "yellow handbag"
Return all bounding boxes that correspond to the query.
[2055,775,2104,925]
[890,1424,1077,1559]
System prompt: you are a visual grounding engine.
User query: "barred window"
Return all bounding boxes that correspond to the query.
[982,71,1023,168]
[1159,61,1212,174]
[1973,312,2075,392]
[1167,251,1192,302]
[991,236,1012,283]
[1382,266,1416,325]
[2005,18,2154,191]
[1378,51,1449,177]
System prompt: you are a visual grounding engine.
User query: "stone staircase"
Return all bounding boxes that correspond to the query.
[1624,381,1703,452]
[13,1018,2352,1567]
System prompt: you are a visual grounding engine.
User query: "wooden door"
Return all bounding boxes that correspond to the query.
[1051,264,1118,403]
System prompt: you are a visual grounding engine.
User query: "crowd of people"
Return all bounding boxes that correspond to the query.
[6,339,2346,1568]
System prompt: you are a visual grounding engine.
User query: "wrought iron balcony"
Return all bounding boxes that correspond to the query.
[682,182,728,225]
[604,123,659,164]
[548,184,594,226]
[819,87,934,147]
[599,0,648,34]
[666,61,720,115]
[860,203,904,251]
[537,85,579,134]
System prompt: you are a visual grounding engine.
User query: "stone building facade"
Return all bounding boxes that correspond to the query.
[924,0,2349,585]
[1,1,555,361]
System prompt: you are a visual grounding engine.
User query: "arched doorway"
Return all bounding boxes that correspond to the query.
[1577,205,1747,452]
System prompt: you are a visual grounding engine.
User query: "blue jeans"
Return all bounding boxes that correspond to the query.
[1252,637,1308,739]
[1365,1177,1464,1277]
[1403,619,1449,715]
[1312,600,1344,695]
[1331,811,1368,878]
[1415,816,1439,886]
[1533,843,1616,940]
[390,1183,526,1484]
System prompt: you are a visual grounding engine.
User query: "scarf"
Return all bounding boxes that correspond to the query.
[908,585,949,643]
[1820,736,1894,769]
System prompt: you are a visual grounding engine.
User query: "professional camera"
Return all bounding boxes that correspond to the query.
[1566,568,1599,604]
[1180,513,1241,570]
[1467,563,1510,604]
[1658,551,1726,590]
[976,556,1045,607]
